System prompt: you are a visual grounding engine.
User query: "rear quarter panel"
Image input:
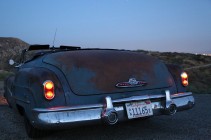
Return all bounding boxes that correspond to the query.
[166,64,187,93]
[12,67,66,109]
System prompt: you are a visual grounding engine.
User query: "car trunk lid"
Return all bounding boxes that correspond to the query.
[43,50,174,95]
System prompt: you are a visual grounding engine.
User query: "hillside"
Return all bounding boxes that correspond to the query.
[0,37,29,70]
[137,50,211,94]
[0,37,210,94]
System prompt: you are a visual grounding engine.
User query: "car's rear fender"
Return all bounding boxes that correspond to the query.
[12,67,66,109]
[166,64,187,93]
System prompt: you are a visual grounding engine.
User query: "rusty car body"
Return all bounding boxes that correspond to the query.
[4,45,194,138]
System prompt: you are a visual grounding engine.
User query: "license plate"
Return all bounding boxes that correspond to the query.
[125,101,153,119]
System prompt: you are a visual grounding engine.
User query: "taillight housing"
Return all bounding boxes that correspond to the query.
[43,80,55,100]
[181,72,188,86]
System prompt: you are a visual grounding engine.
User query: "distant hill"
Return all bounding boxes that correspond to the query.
[0,37,29,70]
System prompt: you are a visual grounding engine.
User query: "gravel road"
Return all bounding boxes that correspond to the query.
[0,94,210,140]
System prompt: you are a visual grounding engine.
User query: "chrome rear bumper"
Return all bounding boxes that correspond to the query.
[31,91,194,129]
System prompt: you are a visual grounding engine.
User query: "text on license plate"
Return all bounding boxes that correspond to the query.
[125,101,153,119]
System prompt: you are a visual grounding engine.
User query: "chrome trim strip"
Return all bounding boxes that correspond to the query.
[113,95,149,103]
[33,104,103,113]
[171,92,192,98]
[113,94,165,103]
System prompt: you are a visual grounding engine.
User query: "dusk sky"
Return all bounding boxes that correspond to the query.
[0,0,211,53]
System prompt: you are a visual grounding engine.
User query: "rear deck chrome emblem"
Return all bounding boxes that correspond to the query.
[116,78,147,88]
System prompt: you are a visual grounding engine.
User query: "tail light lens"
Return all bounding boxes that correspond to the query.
[181,72,188,86]
[43,80,55,100]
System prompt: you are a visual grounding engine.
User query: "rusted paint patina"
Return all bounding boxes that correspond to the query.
[43,50,173,95]
[13,68,65,108]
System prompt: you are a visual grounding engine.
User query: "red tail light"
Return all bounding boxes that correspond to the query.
[43,80,55,100]
[181,72,188,86]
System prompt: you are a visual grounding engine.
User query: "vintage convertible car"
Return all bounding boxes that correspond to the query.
[4,45,194,138]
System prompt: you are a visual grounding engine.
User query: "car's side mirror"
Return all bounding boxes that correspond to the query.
[9,59,15,65]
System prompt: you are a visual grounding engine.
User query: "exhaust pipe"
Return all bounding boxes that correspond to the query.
[102,109,118,125]
[165,90,177,115]
[101,97,118,125]
[165,103,177,115]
